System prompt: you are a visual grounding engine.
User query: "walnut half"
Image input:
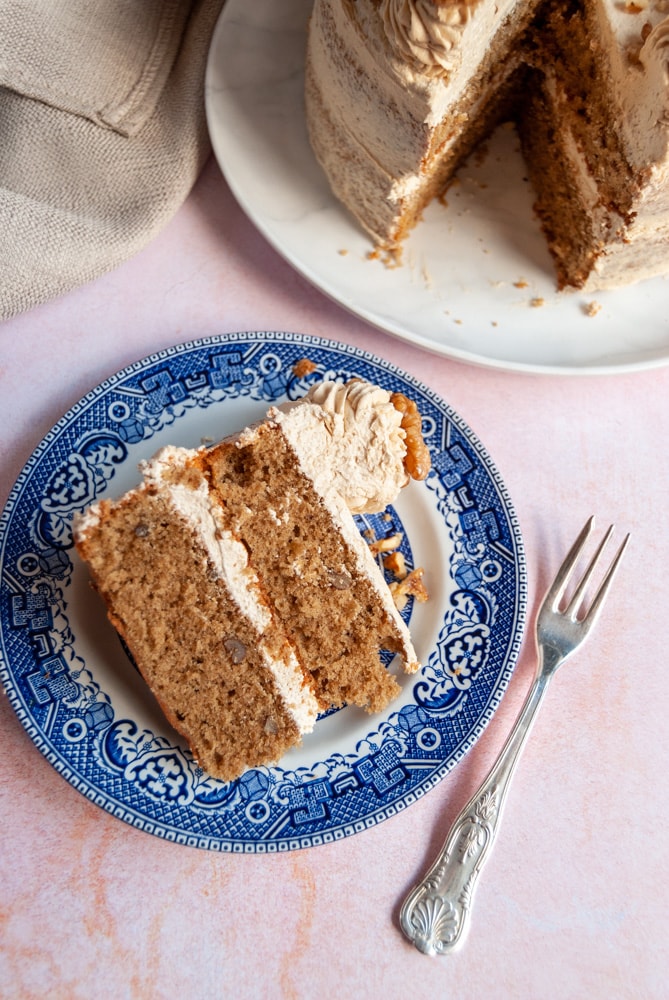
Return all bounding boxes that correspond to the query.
[390,392,431,481]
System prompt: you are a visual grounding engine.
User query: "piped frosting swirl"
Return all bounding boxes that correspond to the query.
[275,379,410,514]
[380,0,482,80]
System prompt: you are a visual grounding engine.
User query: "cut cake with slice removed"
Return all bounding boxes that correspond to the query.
[74,378,430,782]
[305,0,669,291]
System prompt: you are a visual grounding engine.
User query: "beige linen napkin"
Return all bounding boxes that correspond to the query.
[0,0,225,321]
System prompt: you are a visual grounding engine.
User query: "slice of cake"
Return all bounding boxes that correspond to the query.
[74,378,430,782]
[305,0,669,291]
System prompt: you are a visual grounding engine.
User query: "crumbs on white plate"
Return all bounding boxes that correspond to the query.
[583,300,602,317]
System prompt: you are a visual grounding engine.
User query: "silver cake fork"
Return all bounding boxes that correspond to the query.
[400,516,629,956]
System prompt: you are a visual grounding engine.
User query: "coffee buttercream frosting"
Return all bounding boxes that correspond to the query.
[274,379,410,514]
[380,0,483,79]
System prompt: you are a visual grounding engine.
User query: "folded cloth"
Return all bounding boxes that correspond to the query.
[0,0,225,321]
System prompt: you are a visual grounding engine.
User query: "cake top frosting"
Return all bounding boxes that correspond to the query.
[380,0,484,80]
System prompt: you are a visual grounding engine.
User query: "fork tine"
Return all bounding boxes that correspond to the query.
[582,531,630,627]
[565,523,615,619]
[543,515,594,610]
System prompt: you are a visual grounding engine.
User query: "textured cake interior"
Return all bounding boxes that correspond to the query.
[76,490,306,781]
[517,0,645,288]
[202,424,406,713]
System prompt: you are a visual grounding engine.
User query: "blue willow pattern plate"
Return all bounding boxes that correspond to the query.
[0,333,526,852]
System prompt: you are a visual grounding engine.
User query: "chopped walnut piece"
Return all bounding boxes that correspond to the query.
[292,358,318,378]
[369,532,403,555]
[389,567,429,612]
[383,550,408,580]
[390,392,431,481]
[328,569,352,590]
[223,637,247,664]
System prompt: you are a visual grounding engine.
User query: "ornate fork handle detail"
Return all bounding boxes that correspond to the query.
[400,669,552,955]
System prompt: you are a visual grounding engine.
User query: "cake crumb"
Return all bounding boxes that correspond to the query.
[338,248,349,256]
[367,246,403,269]
[421,259,433,288]
[583,300,602,316]
[292,357,318,378]
[530,297,545,307]
[513,279,529,289]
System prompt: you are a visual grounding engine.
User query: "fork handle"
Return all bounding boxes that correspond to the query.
[400,669,552,955]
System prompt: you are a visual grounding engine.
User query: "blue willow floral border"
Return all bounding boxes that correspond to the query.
[0,332,527,851]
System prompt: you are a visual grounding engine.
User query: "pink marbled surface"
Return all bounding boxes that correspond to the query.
[1,158,668,999]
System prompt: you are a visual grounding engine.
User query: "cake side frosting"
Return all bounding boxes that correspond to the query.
[587,0,669,167]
